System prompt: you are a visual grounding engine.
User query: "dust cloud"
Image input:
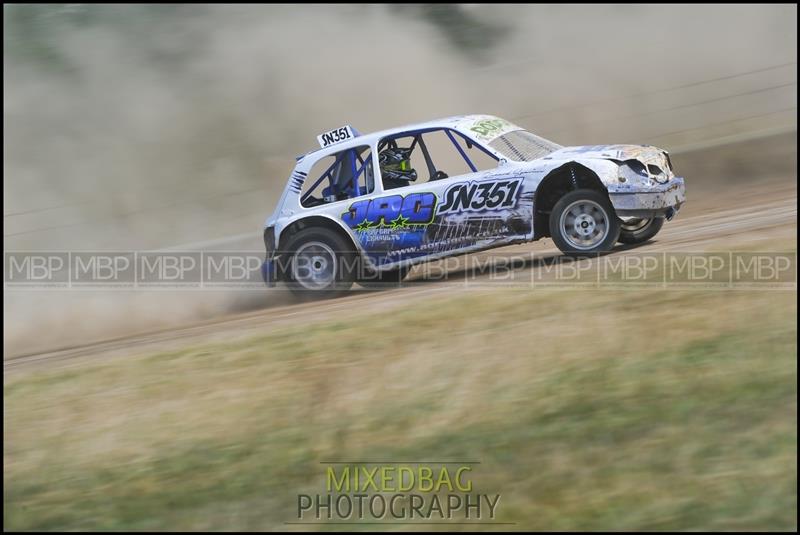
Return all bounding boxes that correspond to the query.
[3,4,796,355]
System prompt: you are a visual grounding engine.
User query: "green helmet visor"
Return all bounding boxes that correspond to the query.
[384,159,412,172]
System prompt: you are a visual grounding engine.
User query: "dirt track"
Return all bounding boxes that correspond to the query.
[5,179,795,374]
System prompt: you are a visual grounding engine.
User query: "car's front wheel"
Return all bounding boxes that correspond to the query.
[549,189,621,255]
[618,216,664,245]
[283,227,356,298]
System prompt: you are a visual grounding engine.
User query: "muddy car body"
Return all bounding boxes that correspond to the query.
[262,115,686,293]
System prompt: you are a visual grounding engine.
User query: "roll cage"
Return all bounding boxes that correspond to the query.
[300,127,499,207]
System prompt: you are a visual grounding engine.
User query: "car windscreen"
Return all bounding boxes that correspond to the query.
[488,130,562,162]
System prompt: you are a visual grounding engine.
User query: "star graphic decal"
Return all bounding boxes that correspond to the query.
[354,219,375,232]
[389,214,410,229]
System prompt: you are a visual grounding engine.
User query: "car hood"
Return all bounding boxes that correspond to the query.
[546,144,670,167]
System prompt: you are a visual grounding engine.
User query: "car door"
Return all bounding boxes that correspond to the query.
[341,129,531,268]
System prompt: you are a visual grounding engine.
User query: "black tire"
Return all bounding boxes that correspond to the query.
[549,189,621,256]
[283,227,356,298]
[618,217,664,245]
[357,265,410,289]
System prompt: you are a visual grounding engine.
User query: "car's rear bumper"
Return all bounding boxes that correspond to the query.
[610,177,686,218]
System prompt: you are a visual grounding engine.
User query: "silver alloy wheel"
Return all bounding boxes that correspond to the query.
[559,199,610,250]
[620,217,654,233]
[292,241,337,290]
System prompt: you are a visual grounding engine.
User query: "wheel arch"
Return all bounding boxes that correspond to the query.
[278,215,362,254]
[276,214,370,282]
[534,162,610,239]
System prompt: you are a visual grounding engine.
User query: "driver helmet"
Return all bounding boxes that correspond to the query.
[379,147,417,182]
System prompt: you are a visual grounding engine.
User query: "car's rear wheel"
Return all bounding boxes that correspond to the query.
[284,227,356,298]
[550,189,620,255]
[357,265,410,289]
[618,216,664,244]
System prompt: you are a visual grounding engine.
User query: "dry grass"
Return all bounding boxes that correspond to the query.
[4,283,797,530]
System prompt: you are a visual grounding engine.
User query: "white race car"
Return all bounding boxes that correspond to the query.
[262,115,685,294]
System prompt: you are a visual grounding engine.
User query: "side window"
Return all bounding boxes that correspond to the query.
[378,129,498,191]
[450,132,502,173]
[300,145,374,207]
